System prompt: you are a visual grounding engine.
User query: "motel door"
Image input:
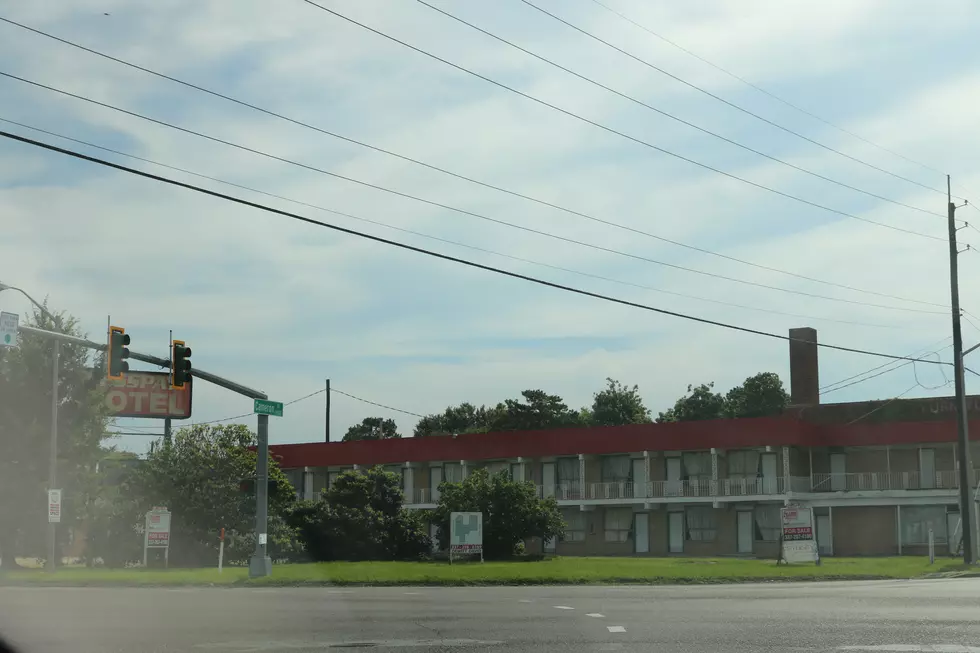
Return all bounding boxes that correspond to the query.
[666,457,682,497]
[668,512,684,553]
[634,513,650,554]
[736,511,753,554]
[761,453,778,494]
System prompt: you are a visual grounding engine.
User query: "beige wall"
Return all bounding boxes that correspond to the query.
[682,507,735,556]
[846,448,888,473]
[889,447,918,473]
[555,507,636,556]
[833,506,897,556]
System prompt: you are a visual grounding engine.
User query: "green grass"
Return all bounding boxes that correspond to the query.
[2,556,972,587]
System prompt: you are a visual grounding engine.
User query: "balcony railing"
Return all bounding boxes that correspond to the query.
[808,471,965,492]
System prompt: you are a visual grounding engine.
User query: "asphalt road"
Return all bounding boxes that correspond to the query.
[1,578,979,653]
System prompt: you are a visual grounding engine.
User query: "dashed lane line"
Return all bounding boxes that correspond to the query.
[553,605,575,610]
[606,626,626,633]
[586,613,605,618]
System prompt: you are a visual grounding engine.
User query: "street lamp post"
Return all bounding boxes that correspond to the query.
[0,282,63,571]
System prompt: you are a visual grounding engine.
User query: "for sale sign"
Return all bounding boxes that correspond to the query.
[105,371,192,420]
[47,489,62,523]
[780,505,818,563]
[145,508,172,548]
[450,511,483,557]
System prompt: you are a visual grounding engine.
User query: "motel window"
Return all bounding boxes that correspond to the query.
[443,462,463,483]
[562,509,586,542]
[686,507,717,542]
[754,505,780,541]
[601,455,632,483]
[683,452,712,480]
[485,461,509,478]
[556,457,580,487]
[900,506,947,545]
[727,451,761,479]
[604,508,632,543]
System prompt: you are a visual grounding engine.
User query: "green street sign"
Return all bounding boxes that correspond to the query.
[254,399,284,417]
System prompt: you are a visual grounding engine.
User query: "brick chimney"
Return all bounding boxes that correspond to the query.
[788,327,819,406]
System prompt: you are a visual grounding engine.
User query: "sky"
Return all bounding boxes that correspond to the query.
[1,0,980,453]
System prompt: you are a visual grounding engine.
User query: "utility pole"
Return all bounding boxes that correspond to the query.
[325,378,331,442]
[163,418,172,446]
[947,175,975,565]
[47,339,59,571]
[249,413,272,578]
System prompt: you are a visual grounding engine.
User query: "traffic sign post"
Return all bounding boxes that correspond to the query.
[0,311,18,347]
[254,399,283,417]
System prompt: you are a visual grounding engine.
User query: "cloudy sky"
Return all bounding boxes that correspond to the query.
[2,0,980,453]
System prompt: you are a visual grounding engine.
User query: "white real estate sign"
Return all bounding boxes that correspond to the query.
[0,311,18,348]
[47,489,62,523]
[781,505,819,563]
[450,511,483,561]
[144,507,172,567]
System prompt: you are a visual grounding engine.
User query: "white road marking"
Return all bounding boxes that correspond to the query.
[606,626,626,633]
[518,599,533,603]
[404,592,421,595]
[586,613,605,618]
[840,647,980,652]
[553,605,575,610]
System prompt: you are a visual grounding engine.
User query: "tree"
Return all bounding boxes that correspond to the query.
[656,383,725,423]
[433,469,564,559]
[286,467,430,561]
[590,378,651,426]
[343,417,400,441]
[90,423,298,567]
[724,372,789,418]
[491,389,581,432]
[414,402,500,437]
[0,305,112,568]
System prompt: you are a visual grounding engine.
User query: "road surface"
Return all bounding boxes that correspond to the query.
[1,578,978,652]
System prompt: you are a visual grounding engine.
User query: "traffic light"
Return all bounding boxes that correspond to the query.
[107,326,130,380]
[171,339,192,389]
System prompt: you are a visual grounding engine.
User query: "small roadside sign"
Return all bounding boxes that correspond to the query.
[254,399,283,417]
[144,507,172,568]
[780,505,819,564]
[0,311,18,348]
[48,489,62,523]
[449,511,483,563]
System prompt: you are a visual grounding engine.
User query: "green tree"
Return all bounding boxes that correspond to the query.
[724,372,790,418]
[414,402,500,437]
[491,389,581,431]
[0,305,112,568]
[91,423,297,567]
[287,467,429,561]
[656,383,726,423]
[433,469,563,559]
[590,378,651,426]
[343,417,400,441]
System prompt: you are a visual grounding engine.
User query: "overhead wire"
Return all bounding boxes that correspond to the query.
[330,388,425,418]
[298,1,945,243]
[517,0,959,201]
[0,117,912,330]
[586,0,949,179]
[414,0,944,220]
[0,16,950,308]
[0,128,959,367]
[0,78,947,316]
[820,336,953,395]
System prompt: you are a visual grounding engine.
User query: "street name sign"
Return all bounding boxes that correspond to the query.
[254,399,283,417]
[0,311,18,348]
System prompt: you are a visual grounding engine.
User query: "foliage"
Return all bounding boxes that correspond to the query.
[590,378,651,426]
[414,402,500,437]
[89,424,298,567]
[286,467,430,561]
[343,417,400,441]
[656,373,789,423]
[723,372,789,418]
[433,469,563,559]
[490,389,581,432]
[0,305,112,568]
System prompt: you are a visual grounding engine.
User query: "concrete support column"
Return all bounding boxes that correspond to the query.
[579,454,587,498]
[403,462,415,503]
[782,446,791,493]
[516,457,526,483]
[460,460,468,480]
[710,448,720,496]
[303,467,314,500]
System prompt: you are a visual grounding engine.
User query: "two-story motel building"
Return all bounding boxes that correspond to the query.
[270,329,980,558]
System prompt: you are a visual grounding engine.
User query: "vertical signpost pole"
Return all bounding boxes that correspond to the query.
[47,340,60,571]
[249,412,272,578]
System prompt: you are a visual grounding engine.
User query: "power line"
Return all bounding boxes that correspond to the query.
[844,380,952,426]
[330,388,425,418]
[820,336,953,394]
[518,0,958,201]
[0,117,911,329]
[0,128,957,367]
[0,17,947,309]
[0,80,945,316]
[298,1,945,243]
[586,0,950,180]
[822,342,952,396]
[414,0,944,220]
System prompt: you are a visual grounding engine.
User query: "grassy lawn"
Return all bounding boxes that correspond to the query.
[1,556,971,587]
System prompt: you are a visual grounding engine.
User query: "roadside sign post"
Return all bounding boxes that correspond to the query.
[47,489,62,523]
[779,504,819,565]
[144,507,172,568]
[928,528,935,564]
[449,511,483,564]
[218,528,225,574]
[250,400,281,578]
[0,311,18,347]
